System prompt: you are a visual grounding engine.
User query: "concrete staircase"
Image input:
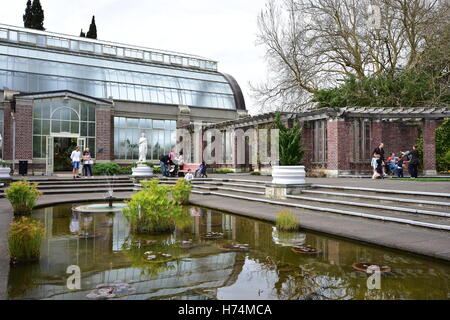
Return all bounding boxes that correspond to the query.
[158,178,450,231]
[0,177,137,197]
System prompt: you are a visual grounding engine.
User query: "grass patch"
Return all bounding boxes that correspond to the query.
[275,210,300,231]
[391,177,450,182]
[215,168,234,174]
[8,216,45,263]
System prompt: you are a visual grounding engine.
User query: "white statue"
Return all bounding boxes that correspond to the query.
[138,133,148,162]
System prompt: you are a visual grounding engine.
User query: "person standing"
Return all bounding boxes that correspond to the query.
[159,153,171,177]
[402,145,420,178]
[82,148,93,178]
[373,143,386,177]
[70,146,81,179]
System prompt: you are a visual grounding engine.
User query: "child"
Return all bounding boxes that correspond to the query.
[386,153,398,175]
[184,169,194,183]
[395,156,404,178]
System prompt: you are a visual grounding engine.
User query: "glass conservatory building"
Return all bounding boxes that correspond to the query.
[0,24,246,174]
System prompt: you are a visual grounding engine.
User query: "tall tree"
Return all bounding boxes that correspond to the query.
[23,0,33,28]
[80,29,86,37]
[30,0,45,31]
[86,16,97,39]
[253,0,450,112]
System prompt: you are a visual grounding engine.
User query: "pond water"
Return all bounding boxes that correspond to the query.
[7,204,450,300]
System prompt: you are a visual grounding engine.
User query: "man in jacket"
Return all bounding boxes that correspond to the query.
[159,154,171,177]
[402,145,420,178]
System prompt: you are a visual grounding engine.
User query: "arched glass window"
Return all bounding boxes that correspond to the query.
[32,97,96,158]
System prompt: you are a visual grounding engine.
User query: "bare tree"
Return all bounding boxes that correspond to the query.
[252,0,450,112]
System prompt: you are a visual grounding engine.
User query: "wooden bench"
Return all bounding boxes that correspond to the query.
[178,163,200,176]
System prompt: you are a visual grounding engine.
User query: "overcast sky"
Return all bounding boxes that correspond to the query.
[0,0,268,114]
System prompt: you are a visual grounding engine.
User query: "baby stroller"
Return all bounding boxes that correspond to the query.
[195,163,207,178]
[168,164,179,177]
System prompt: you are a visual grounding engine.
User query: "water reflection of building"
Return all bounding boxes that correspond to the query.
[7,205,450,300]
[8,206,245,300]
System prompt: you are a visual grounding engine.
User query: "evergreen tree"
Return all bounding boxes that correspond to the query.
[23,0,33,28]
[30,0,45,31]
[274,113,304,166]
[80,29,86,37]
[86,16,97,39]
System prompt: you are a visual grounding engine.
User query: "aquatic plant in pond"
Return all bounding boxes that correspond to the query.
[5,181,41,215]
[171,178,193,205]
[8,216,44,263]
[276,210,300,231]
[123,180,187,233]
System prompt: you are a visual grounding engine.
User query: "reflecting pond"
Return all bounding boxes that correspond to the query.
[7,204,450,300]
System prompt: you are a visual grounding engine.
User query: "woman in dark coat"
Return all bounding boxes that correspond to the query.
[373,143,386,176]
[402,145,420,178]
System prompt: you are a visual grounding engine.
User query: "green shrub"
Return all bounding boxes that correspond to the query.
[8,216,44,263]
[153,167,162,174]
[5,181,41,215]
[215,168,234,174]
[171,178,193,205]
[444,150,450,168]
[251,171,261,176]
[119,166,133,175]
[132,162,154,168]
[274,112,304,165]
[275,210,300,231]
[123,180,186,234]
[0,161,10,168]
[93,162,122,175]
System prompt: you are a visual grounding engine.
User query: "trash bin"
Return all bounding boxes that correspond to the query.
[19,160,28,176]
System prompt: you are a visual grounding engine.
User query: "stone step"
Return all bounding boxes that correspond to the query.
[0,186,136,197]
[301,189,450,208]
[196,189,450,231]
[155,181,450,222]
[312,184,450,200]
[36,182,135,190]
[30,178,132,185]
[193,185,450,219]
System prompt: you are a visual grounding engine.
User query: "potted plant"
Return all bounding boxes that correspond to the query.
[272,113,305,185]
[0,161,11,178]
[5,181,42,215]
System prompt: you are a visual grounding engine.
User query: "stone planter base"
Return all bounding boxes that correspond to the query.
[132,165,153,177]
[271,166,306,185]
[265,183,312,200]
[0,167,11,179]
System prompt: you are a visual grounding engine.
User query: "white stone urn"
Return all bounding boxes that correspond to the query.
[0,166,11,178]
[132,163,153,177]
[271,166,306,185]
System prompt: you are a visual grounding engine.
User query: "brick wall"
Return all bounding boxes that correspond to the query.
[327,119,352,171]
[381,122,419,157]
[2,105,13,161]
[14,102,33,160]
[95,109,113,161]
[423,120,440,173]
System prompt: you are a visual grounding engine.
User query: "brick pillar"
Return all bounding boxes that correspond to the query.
[2,105,13,161]
[326,118,352,177]
[371,120,383,151]
[423,119,441,175]
[14,100,33,161]
[95,108,113,161]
